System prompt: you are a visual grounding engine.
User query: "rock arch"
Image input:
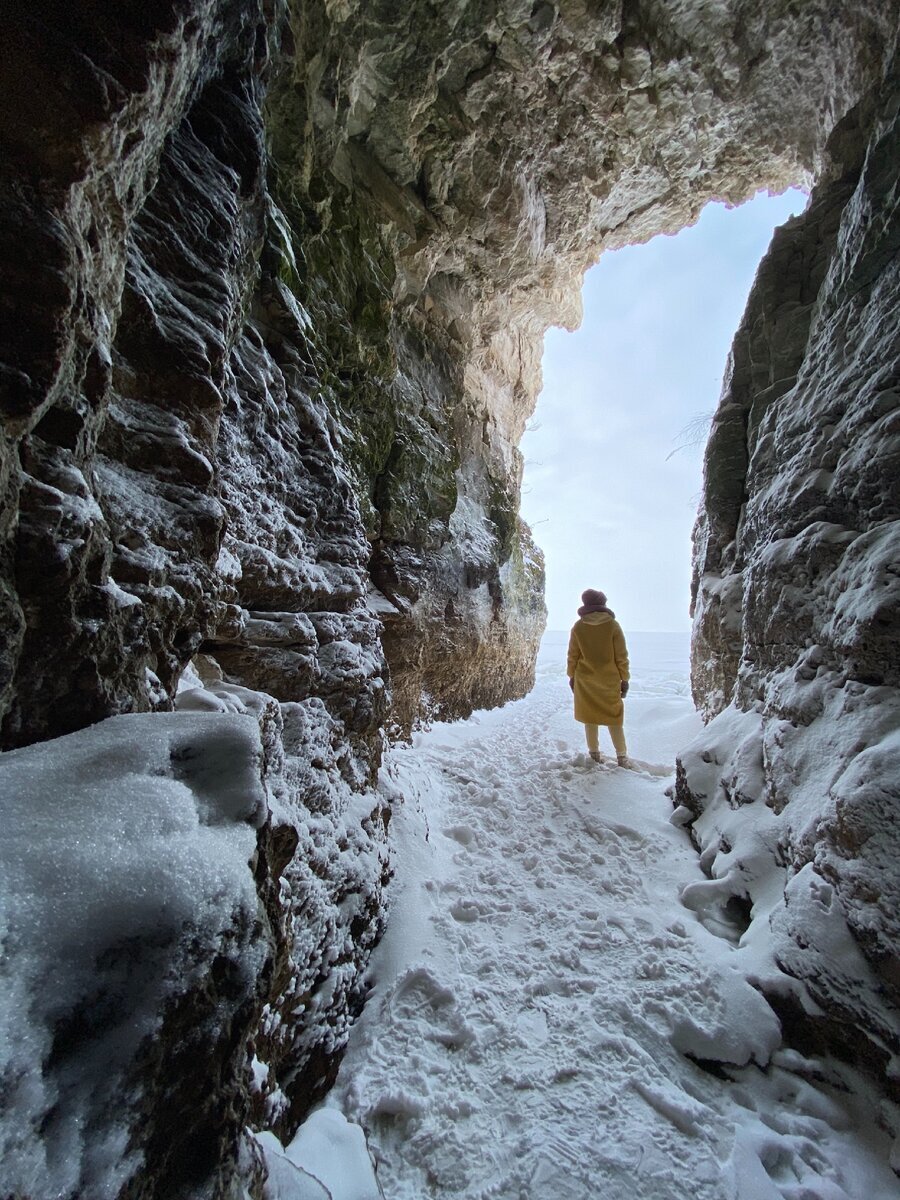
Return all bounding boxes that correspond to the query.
[0,1,898,1195]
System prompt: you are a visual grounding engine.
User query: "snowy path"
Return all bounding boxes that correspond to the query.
[317,638,896,1200]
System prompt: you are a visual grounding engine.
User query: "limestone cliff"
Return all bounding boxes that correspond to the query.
[685,46,900,1094]
[1,6,394,1197]
[1,0,899,1196]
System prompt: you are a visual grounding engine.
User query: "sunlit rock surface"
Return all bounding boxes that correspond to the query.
[1,0,898,1195]
[686,49,900,1093]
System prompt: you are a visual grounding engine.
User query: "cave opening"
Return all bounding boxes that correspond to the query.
[2,0,899,1191]
[520,188,807,647]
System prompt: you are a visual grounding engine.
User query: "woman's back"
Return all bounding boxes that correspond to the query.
[570,612,621,681]
[567,592,631,760]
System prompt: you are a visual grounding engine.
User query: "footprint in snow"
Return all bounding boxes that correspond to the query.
[389,966,455,1014]
[385,967,478,1056]
[627,758,675,778]
[450,899,482,923]
[581,814,648,848]
[442,824,475,847]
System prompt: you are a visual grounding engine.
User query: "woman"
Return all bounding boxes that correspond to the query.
[567,588,631,766]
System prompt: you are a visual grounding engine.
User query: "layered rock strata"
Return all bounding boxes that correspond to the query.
[686,48,900,1095]
[1,0,899,1196]
[0,5,393,1196]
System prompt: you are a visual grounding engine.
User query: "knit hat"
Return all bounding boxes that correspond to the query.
[578,588,613,617]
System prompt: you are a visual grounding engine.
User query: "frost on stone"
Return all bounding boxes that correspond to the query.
[1,670,392,1197]
[449,493,500,570]
[684,107,900,1087]
[174,666,391,1139]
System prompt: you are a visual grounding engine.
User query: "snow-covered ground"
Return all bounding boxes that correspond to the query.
[260,632,897,1200]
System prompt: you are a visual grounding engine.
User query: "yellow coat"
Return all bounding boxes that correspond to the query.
[567,612,630,726]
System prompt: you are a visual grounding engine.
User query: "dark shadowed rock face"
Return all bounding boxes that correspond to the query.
[1,5,391,1196]
[1,0,899,1195]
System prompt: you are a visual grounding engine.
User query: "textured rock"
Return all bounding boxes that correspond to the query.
[273,0,895,727]
[0,684,390,1199]
[0,4,391,1195]
[2,0,895,741]
[685,45,900,1092]
[2,0,900,1196]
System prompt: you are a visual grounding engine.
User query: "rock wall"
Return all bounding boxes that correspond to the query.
[686,47,900,1093]
[1,6,393,1197]
[273,0,885,725]
[1,0,899,1196]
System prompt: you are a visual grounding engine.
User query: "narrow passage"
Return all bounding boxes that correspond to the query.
[325,636,895,1200]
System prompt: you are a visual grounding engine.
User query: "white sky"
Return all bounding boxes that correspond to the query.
[520,189,808,633]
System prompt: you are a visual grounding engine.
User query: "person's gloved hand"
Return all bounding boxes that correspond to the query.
[568,677,575,692]
[620,680,629,697]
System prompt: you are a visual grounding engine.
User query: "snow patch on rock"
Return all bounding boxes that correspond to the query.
[0,712,267,1199]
